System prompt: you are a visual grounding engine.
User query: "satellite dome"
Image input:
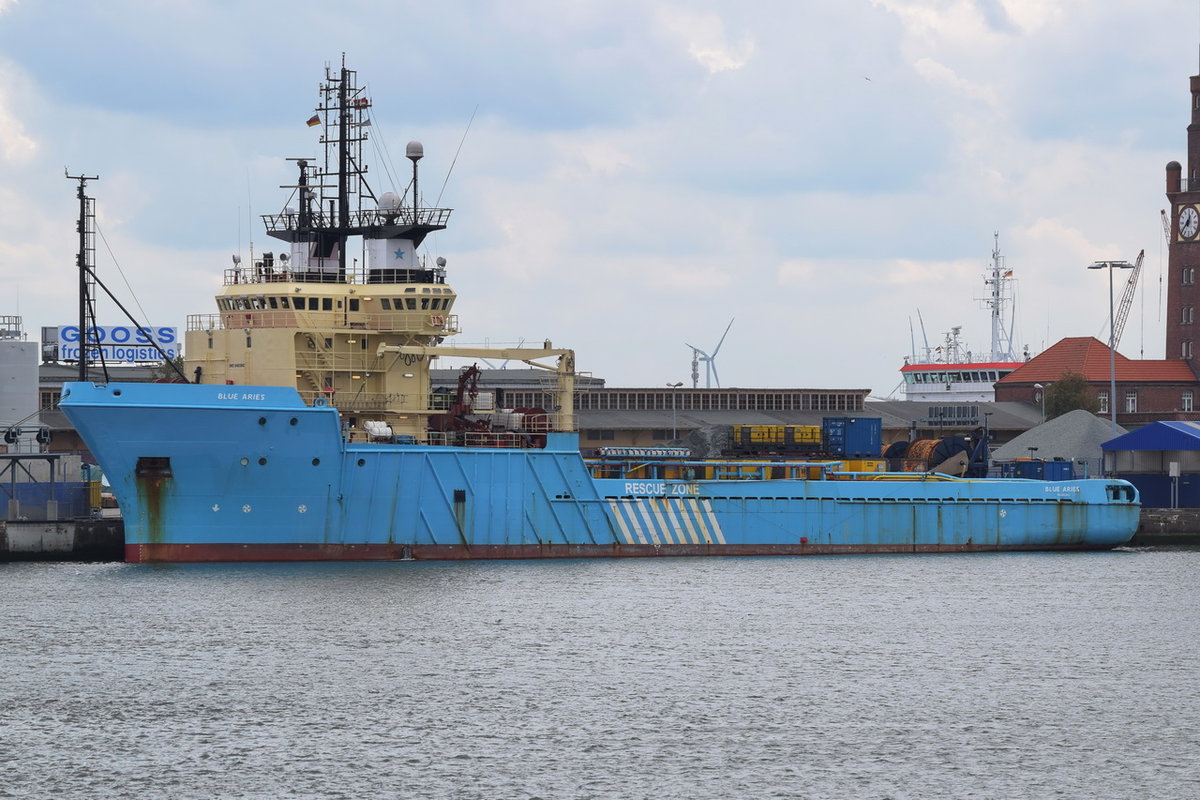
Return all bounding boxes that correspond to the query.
[378,192,401,210]
[406,141,424,161]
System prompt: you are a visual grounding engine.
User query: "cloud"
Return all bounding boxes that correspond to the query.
[657,7,755,74]
[0,0,1189,393]
[0,73,37,164]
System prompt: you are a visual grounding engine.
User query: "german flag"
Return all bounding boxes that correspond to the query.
[306,114,320,127]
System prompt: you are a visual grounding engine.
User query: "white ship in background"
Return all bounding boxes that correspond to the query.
[900,234,1029,403]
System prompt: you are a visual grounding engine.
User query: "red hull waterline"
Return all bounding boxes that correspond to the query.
[125,540,1116,563]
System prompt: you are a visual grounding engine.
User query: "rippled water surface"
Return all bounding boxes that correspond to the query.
[3,550,1199,799]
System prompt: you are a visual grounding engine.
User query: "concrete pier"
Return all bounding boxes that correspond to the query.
[0,519,124,561]
[1130,509,1200,546]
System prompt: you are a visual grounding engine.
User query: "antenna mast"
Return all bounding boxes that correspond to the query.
[983,232,1017,361]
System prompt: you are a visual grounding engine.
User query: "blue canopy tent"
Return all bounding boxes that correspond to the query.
[1102,422,1200,507]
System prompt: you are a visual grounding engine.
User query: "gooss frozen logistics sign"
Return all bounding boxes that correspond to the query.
[57,325,179,362]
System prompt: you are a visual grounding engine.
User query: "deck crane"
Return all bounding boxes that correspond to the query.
[1111,249,1144,349]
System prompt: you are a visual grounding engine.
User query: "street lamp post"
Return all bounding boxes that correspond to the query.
[1088,259,1135,431]
[1033,382,1044,423]
[667,382,683,441]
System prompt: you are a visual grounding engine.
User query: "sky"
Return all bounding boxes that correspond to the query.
[1,0,1197,397]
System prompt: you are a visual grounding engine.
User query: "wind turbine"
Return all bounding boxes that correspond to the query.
[686,318,734,389]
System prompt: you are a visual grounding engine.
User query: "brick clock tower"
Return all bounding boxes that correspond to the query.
[1166,74,1200,376]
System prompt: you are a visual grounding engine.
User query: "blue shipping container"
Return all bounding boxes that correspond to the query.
[822,417,882,458]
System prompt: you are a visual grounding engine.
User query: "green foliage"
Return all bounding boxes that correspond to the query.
[151,355,187,383]
[1042,371,1099,420]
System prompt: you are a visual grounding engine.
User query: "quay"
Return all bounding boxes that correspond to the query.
[1131,509,1200,546]
[1,519,124,561]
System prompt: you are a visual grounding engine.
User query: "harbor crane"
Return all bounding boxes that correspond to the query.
[1111,249,1144,349]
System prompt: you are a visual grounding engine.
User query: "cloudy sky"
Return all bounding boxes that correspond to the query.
[1,0,1196,396]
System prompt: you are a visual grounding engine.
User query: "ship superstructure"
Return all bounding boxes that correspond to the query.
[900,234,1028,402]
[185,60,571,445]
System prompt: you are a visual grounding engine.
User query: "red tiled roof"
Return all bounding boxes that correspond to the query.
[997,337,1197,384]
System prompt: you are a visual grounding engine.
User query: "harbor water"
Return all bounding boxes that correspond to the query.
[2,550,1198,799]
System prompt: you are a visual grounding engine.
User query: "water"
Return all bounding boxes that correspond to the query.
[2,550,1198,799]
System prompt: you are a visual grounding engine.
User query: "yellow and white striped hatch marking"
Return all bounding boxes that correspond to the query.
[608,497,726,545]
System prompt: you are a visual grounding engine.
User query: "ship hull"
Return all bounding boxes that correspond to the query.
[124,539,1133,563]
[61,382,1141,564]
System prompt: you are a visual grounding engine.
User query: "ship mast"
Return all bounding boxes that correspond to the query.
[983,232,1017,362]
[67,171,99,381]
[336,58,350,275]
[261,60,451,281]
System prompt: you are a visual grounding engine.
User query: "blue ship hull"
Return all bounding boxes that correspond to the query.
[59,382,1141,563]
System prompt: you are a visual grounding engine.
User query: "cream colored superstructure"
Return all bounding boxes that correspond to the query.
[183,63,576,443]
[185,273,463,440]
[185,271,576,442]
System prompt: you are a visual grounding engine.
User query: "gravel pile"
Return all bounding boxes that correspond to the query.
[683,425,732,458]
[990,409,1126,477]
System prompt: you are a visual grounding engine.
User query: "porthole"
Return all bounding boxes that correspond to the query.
[258,417,267,426]
[240,457,249,466]
[357,458,366,467]
[258,457,267,466]
[312,458,320,466]
[290,417,298,426]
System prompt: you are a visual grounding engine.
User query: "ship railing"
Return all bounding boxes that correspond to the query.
[344,429,543,448]
[584,458,842,481]
[582,456,970,482]
[186,312,460,336]
[260,207,453,234]
[298,390,409,411]
[220,255,451,289]
[294,391,578,434]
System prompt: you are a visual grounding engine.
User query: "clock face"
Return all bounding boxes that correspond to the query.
[1182,206,1200,239]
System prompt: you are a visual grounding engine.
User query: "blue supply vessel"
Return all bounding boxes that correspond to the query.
[59,381,1140,562]
[56,60,1141,562]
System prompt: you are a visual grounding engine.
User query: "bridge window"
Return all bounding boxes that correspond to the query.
[381,299,392,310]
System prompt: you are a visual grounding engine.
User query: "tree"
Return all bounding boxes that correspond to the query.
[151,354,188,383]
[1043,371,1099,420]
